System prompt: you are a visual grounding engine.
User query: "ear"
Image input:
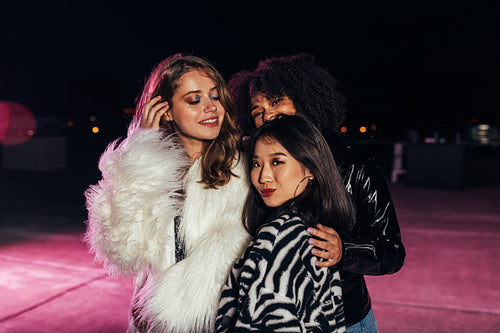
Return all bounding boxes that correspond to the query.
[164,109,173,122]
[305,168,314,181]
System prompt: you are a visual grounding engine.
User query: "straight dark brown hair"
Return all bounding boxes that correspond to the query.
[243,114,355,235]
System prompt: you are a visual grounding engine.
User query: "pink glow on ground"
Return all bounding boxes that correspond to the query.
[0,101,37,146]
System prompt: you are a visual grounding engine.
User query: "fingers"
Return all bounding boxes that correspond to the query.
[140,96,169,129]
[312,245,341,267]
[309,238,332,255]
[308,225,342,267]
[316,223,336,234]
[307,225,339,244]
[315,258,337,268]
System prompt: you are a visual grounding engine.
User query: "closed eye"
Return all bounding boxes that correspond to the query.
[188,95,201,105]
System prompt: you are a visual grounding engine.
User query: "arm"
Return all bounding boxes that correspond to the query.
[84,128,190,275]
[339,161,406,275]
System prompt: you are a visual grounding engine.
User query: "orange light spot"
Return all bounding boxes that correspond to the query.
[92,126,99,134]
[360,126,367,133]
[370,124,377,131]
[340,126,347,133]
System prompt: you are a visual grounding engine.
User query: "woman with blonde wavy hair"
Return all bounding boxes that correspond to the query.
[85,54,251,332]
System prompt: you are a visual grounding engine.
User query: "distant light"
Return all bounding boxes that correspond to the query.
[370,124,377,131]
[122,108,135,115]
[92,126,100,134]
[478,124,490,131]
[67,120,74,127]
[340,126,347,133]
[90,115,96,122]
[0,101,37,145]
[359,126,367,133]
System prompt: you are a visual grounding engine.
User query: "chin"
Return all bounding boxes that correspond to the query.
[262,199,282,208]
[202,129,222,140]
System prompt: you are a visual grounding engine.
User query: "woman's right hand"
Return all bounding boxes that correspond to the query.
[140,95,169,129]
[308,224,343,267]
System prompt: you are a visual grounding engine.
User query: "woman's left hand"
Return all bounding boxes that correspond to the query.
[307,224,342,267]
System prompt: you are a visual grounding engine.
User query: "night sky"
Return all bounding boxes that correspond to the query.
[0,1,498,140]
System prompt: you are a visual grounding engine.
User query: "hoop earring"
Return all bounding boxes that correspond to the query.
[293,175,312,198]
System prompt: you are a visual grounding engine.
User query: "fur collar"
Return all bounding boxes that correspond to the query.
[141,156,251,332]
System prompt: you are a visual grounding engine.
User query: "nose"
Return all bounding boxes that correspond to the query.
[262,109,276,123]
[258,164,273,184]
[204,99,217,113]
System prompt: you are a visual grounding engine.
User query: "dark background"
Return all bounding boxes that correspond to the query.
[0,1,498,171]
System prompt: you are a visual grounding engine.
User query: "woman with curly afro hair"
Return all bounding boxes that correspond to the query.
[230,53,346,137]
[229,53,406,333]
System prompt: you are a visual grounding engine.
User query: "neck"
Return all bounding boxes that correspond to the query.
[177,134,204,161]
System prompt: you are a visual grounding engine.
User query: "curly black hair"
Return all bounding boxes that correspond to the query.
[229,53,347,136]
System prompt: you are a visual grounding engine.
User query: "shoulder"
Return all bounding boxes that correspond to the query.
[100,129,189,174]
[343,159,392,200]
[257,211,310,249]
[256,212,327,277]
[261,211,307,233]
[95,129,190,196]
[186,150,248,187]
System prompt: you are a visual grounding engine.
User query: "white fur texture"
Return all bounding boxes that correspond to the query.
[85,128,189,275]
[85,128,251,332]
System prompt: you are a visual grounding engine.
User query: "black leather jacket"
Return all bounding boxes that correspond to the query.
[326,133,406,326]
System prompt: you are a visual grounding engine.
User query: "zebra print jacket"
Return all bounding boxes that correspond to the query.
[216,210,346,333]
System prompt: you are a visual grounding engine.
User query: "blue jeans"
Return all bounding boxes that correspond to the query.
[346,309,378,333]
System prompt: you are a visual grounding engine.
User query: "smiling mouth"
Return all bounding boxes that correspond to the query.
[262,189,275,197]
[200,118,218,125]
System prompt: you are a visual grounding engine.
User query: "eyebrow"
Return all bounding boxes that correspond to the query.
[181,86,217,98]
[252,152,287,159]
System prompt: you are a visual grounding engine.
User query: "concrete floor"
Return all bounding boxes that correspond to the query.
[1,169,499,332]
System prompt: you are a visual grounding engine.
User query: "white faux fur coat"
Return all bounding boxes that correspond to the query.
[85,128,251,333]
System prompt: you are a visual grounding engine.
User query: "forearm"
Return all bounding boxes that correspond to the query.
[340,234,405,275]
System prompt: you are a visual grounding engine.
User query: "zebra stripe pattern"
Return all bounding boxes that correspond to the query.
[216,211,346,332]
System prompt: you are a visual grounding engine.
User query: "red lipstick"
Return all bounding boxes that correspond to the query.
[199,117,219,127]
[262,188,275,197]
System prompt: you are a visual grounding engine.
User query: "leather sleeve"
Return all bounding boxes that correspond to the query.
[339,160,406,276]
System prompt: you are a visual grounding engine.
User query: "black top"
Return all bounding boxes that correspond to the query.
[326,133,406,326]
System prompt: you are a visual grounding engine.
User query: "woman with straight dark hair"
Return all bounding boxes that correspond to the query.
[229,53,406,332]
[216,114,355,332]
